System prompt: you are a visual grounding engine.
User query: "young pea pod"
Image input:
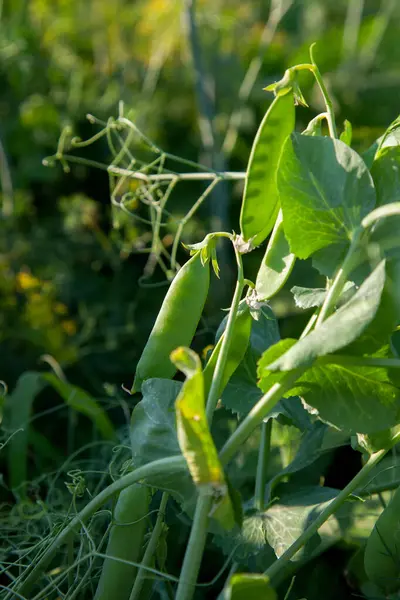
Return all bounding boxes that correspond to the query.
[94,483,151,600]
[364,484,400,594]
[255,210,296,301]
[203,305,252,400]
[132,251,210,392]
[239,92,295,249]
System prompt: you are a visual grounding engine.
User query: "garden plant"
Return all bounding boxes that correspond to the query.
[3,44,400,600]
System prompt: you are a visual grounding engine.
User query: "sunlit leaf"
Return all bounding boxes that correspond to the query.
[278,134,376,259]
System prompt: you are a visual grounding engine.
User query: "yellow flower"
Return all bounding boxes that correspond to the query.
[16,271,40,291]
[61,320,77,336]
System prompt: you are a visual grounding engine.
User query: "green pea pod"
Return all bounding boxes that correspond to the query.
[255,210,296,300]
[364,484,400,594]
[94,483,150,600]
[132,251,210,392]
[240,92,295,248]
[203,305,252,400]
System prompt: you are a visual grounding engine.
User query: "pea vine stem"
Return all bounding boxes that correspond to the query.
[129,492,169,600]
[315,226,362,327]
[264,445,395,582]
[175,240,245,600]
[255,420,273,511]
[309,43,338,139]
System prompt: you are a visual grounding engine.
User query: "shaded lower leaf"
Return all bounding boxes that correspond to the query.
[264,486,341,560]
[130,378,195,508]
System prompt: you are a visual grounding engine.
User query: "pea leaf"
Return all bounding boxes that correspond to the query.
[287,363,400,434]
[255,211,296,301]
[130,378,195,508]
[223,574,277,600]
[371,146,400,207]
[278,134,376,259]
[172,347,237,530]
[214,511,276,569]
[240,93,295,248]
[264,486,341,560]
[266,260,386,371]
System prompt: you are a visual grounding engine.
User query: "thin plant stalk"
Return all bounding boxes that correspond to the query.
[309,43,338,139]
[255,420,273,511]
[129,492,169,600]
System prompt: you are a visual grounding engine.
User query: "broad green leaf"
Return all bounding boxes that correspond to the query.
[3,372,45,490]
[240,93,295,248]
[43,374,115,441]
[287,363,400,434]
[264,486,341,560]
[214,511,276,569]
[291,286,327,309]
[278,133,376,259]
[291,282,357,310]
[255,211,296,301]
[130,378,195,508]
[371,147,400,208]
[172,347,236,530]
[223,574,277,600]
[267,261,386,371]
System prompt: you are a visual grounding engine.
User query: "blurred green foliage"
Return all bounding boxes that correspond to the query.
[1,2,400,599]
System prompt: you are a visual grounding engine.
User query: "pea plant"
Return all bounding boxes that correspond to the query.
[4,44,400,600]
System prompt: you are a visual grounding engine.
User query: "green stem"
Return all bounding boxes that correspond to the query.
[175,242,245,600]
[129,492,169,600]
[315,226,362,327]
[174,493,212,600]
[255,420,273,511]
[219,370,303,467]
[265,447,389,582]
[15,457,186,598]
[309,43,337,139]
[206,247,245,421]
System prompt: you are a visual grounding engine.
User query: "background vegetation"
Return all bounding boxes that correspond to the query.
[1,1,400,598]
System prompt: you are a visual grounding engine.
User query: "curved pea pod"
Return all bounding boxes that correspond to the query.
[239,92,295,249]
[203,305,252,400]
[255,210,296,301]
[364,484,400,594]
[94,483,151,600]
[132,251,210,392]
